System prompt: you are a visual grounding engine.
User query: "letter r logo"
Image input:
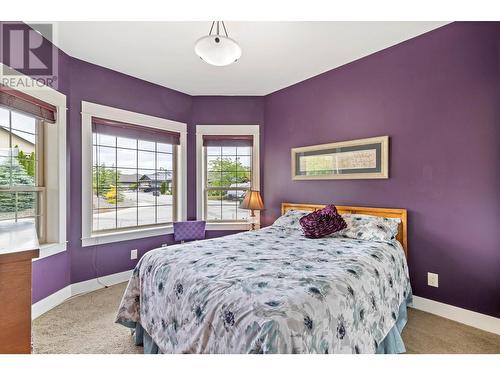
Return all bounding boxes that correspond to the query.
[1,22,54,76]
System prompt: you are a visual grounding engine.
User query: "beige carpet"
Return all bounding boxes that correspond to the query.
[32,282,500,354]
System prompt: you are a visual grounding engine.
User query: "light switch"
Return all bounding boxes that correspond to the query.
[427,272,439,288]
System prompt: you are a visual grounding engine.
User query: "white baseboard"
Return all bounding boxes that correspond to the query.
[32,286,72,320]
[32,269,133,320]
[71,270,133,296]
[411,296,500,335]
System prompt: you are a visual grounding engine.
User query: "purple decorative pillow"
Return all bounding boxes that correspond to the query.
[299,205,347,239]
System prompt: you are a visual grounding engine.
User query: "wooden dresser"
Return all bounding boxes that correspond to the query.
[0,222,40,354]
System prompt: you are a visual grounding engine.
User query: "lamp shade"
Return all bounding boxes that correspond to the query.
[194,35,242,67]
[240,190,264,211]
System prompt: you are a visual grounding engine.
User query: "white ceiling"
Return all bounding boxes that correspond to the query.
[51,22,448,96]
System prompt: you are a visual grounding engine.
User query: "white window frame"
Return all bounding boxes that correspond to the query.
[0,63,67,260]
[196,125,260,231]
[81,101,187,247]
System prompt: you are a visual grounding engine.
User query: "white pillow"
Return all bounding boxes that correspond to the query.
[338,214,400,242]
[272,210,309,229]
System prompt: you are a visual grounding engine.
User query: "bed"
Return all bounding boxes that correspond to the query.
[116,203,412,354]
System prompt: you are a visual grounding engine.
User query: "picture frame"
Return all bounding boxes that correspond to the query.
[291,136,389,180]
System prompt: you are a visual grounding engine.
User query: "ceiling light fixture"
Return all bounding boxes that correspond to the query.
[194,21,242,67]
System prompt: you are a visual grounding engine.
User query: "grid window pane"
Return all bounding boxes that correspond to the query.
[0,157,12,187]
[138,151,155,170]
[92,129,177,233]
[157,205,173,224]
[0,191,39,220]
[207,156,223,171]
[207,198,222,221]
[156,153,172,170]
[237,156,252,169]
[15,192,38,218]
[235,171,251,185]
[157,143,172,154]
[207,171,222,187]
[0,206,16,221]
[137,206,156,226]
[137,185,157,206]
[222,202,238,221]
[222,155,238,166]
[236,207,249,221]
[11,111,36,134]
[93,166,116,199]
[0,108,44,239]
[117,137,137,149]
[117,169,138,186]
[138,140,155,151]
[93,208,116,231]
[204,143,253,222]
[117,186,137,208]
[224,188,247,201]
[96,133,115,147]
[117,206,138,228]
[222,147,237,155]
[95,146,116,167]
[0,133,37,188]
[207,146,221,156]
[117,148,137,169]
[237,146,252,156]
[0,108,9,127]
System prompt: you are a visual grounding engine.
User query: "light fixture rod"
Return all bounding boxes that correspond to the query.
[207,21,229,37]
[221,21,229,37]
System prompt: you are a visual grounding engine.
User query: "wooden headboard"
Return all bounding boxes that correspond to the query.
[281,202,408,257]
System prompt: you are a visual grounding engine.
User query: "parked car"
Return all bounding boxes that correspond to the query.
[224,182,251,200]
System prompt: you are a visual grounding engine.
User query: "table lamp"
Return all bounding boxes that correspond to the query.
[239,190,264,230]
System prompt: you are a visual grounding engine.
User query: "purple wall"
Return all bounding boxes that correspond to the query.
[188,96,265,219]
[31,50,73,301]
[263,22,500,317]
[66,58,193,284]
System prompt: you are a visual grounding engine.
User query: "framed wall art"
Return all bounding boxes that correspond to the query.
[291,136,389,180]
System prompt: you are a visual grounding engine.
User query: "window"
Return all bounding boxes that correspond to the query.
[92,119,178,233]
[204,138,252,222]
[81,101,187,246]
[0,108,45,239]
[0,66,67,259]
[196,125,260,228]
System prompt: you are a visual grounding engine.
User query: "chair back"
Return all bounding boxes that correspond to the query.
[173,220,206,242]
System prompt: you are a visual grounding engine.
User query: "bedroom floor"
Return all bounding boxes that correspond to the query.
[32,282,500,354]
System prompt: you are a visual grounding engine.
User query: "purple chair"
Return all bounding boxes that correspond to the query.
[173,220,206,243]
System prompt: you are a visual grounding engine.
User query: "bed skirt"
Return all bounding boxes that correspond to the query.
[129,294,412,354]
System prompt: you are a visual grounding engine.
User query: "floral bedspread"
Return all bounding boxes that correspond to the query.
[116,225,411,354]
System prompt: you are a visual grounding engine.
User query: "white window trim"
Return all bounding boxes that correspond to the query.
[196,124,260,231]
[0,63,67,260]
[81,101,187,247]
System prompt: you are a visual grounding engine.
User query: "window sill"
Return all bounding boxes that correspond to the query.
[34,242,67,261]
[205,222,256,231]
[81,225,174,247]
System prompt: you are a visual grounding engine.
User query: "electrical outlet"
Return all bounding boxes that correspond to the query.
[161,243,168,247]
[130,249,138,260]
[427,272,439,288]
